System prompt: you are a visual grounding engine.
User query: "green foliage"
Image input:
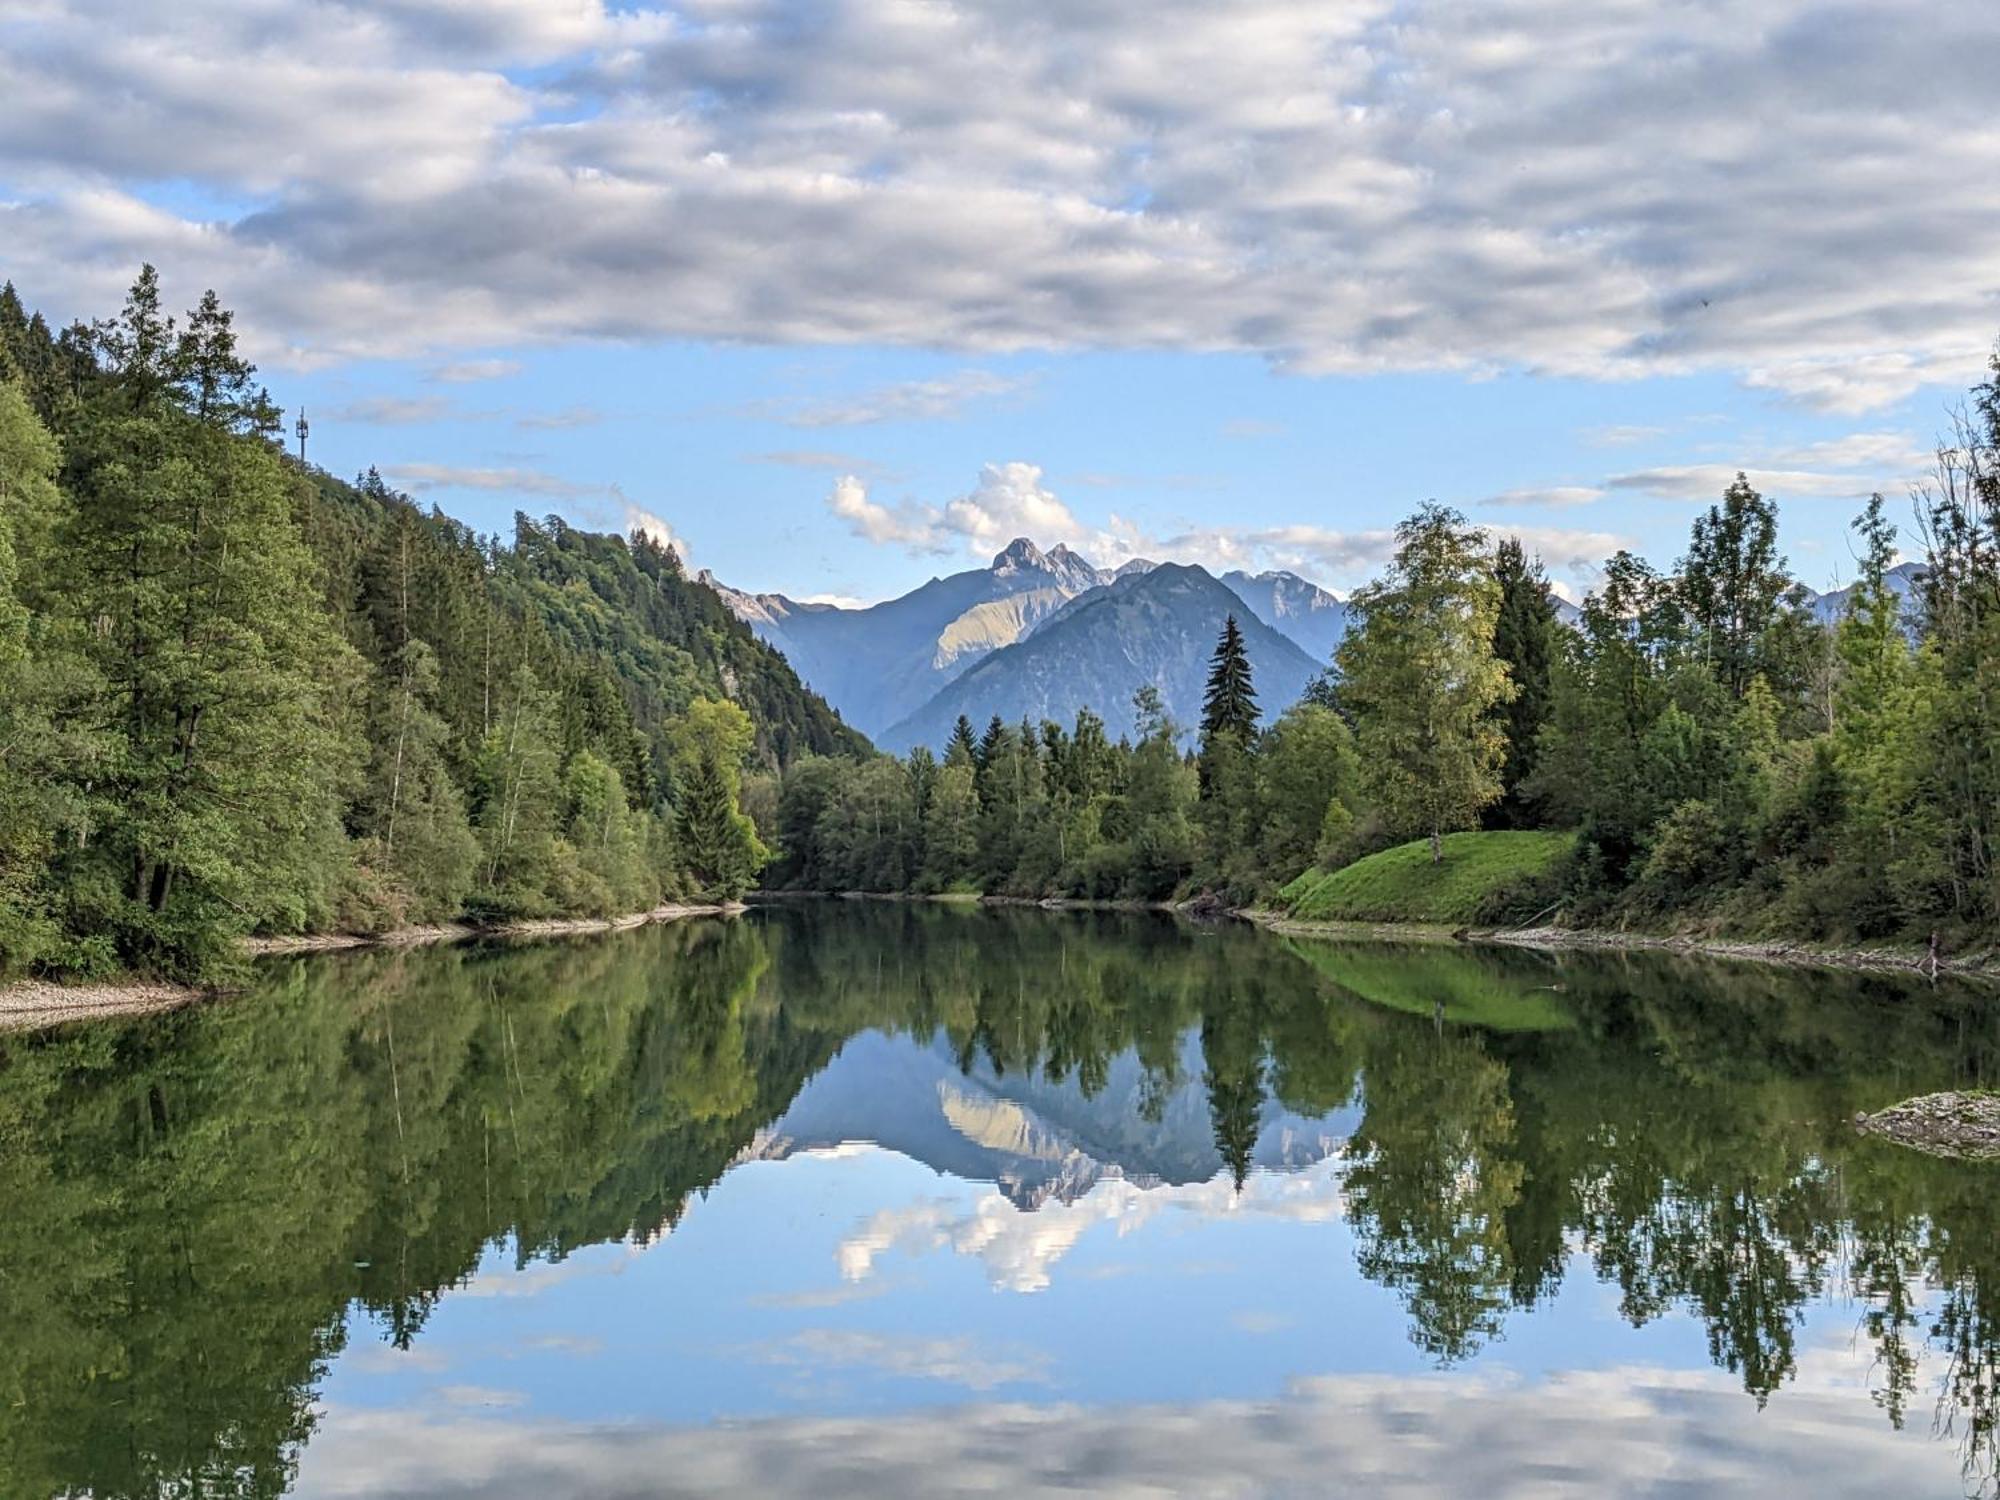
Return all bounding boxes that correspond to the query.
[1488,537,1557,827]
[0,273,837,979]
[1280,831,1574,925]
[1336,505,1514,862]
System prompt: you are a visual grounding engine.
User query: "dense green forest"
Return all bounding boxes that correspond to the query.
[770,349,2000,952]
[0,271,862,981]
[4,265,1997,980]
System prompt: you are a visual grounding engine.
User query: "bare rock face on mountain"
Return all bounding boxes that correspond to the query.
[703,540,1344,742]
[702,539,1116,736]
[881,563,1323,753]
[1219,569,1348,664]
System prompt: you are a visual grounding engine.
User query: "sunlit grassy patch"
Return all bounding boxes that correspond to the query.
[1280,831,1574,926]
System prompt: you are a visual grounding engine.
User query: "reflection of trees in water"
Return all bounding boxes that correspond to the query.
[3,906,2000,1496]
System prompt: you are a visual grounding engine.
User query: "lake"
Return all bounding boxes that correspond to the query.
[3,904,1998,1498]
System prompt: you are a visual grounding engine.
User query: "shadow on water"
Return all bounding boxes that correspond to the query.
[2,902,1998,1496]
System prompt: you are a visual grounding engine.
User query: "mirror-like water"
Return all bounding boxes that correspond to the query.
[3,905,1998,1498]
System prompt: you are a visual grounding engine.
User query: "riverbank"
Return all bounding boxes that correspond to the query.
[1249,909,2000,981]
[0,902,742,1033]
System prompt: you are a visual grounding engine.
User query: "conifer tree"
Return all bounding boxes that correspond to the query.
[1201,615,1258,745]
[1489,538,1558,827]
[946,714,979,769]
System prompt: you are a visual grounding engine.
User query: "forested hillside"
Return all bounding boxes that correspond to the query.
[0,271,861,982]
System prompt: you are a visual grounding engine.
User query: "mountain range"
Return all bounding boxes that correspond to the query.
[701,539,1916,756]
[703,539,1348,750]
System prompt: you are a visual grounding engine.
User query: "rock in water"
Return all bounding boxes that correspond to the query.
[1855,1092,2000,1160]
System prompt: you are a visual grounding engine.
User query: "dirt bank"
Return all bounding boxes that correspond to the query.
[1247,910,2000,981]
[242,902,741,956]
[0,976,203,1033]
[1,903,741,1034]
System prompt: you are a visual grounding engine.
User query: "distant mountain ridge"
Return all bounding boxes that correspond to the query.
[704,538,1344,742]
[882,562,1324,752]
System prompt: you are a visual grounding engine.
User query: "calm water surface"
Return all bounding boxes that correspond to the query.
[4,905,1999,1498]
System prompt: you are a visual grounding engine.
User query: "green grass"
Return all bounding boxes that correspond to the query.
[1282,937,1576,1031]
[1279,830,1575,926]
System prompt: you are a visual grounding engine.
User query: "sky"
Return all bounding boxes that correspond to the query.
[3,0,1997,604]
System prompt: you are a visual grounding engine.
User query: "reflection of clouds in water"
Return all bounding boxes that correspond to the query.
[837,1157,1346,1293]
[738,1330,1053,1393]
[294,1360,1958,1499]
[459,1242,646,1299]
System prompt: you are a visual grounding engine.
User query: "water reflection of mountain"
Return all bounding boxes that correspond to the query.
[748,1028,1356,1208]
[4,903,2000,1499]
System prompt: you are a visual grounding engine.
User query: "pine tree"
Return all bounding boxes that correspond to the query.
[678,748,764,899]
[946,714,979,768]
[1489,538,1558,827]
[1201,615,1258,744]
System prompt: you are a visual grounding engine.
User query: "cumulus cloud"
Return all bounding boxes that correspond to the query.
[823,462,1632,591]
[626,506,688,559]
[3,1,1995,407]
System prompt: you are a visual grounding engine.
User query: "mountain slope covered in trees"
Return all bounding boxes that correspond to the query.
[0,271,860,980]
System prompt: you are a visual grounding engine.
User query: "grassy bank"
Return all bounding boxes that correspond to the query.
[1278,831,1574,926]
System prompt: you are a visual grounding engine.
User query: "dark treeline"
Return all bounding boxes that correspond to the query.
[0,271,863,980]
[4,907,1998,1496]
[770,348,2000,948]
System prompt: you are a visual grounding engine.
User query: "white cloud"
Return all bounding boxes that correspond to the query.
[294,1355,1972,1498]
[740,1329,1051,1392]
[823,462,1631,592]
[1579,425,1666,448]
[1480,486,1608,511]
[4,1,1996,406]
[626,506,688,559]
[383,462,597,499]
[836,1159,1347,1295]
[427,360,523,384]
[747,372,1035,429]
[1604,465,1888,502]
[324,395,460,425]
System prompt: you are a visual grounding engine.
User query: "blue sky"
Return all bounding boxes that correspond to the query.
[5,0,1996,602]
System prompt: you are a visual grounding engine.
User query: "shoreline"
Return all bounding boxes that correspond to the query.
[1247,910,2000,981]
[0,903,742,1034]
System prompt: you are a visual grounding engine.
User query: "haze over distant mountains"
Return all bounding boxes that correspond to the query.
[703,539,1347,749]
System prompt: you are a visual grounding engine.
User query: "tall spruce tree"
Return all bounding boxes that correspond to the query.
[1201,615,1258,745]
[1489,538,1558,827]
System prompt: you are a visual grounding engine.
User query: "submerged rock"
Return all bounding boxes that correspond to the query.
[1855,1092,2000,1160]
